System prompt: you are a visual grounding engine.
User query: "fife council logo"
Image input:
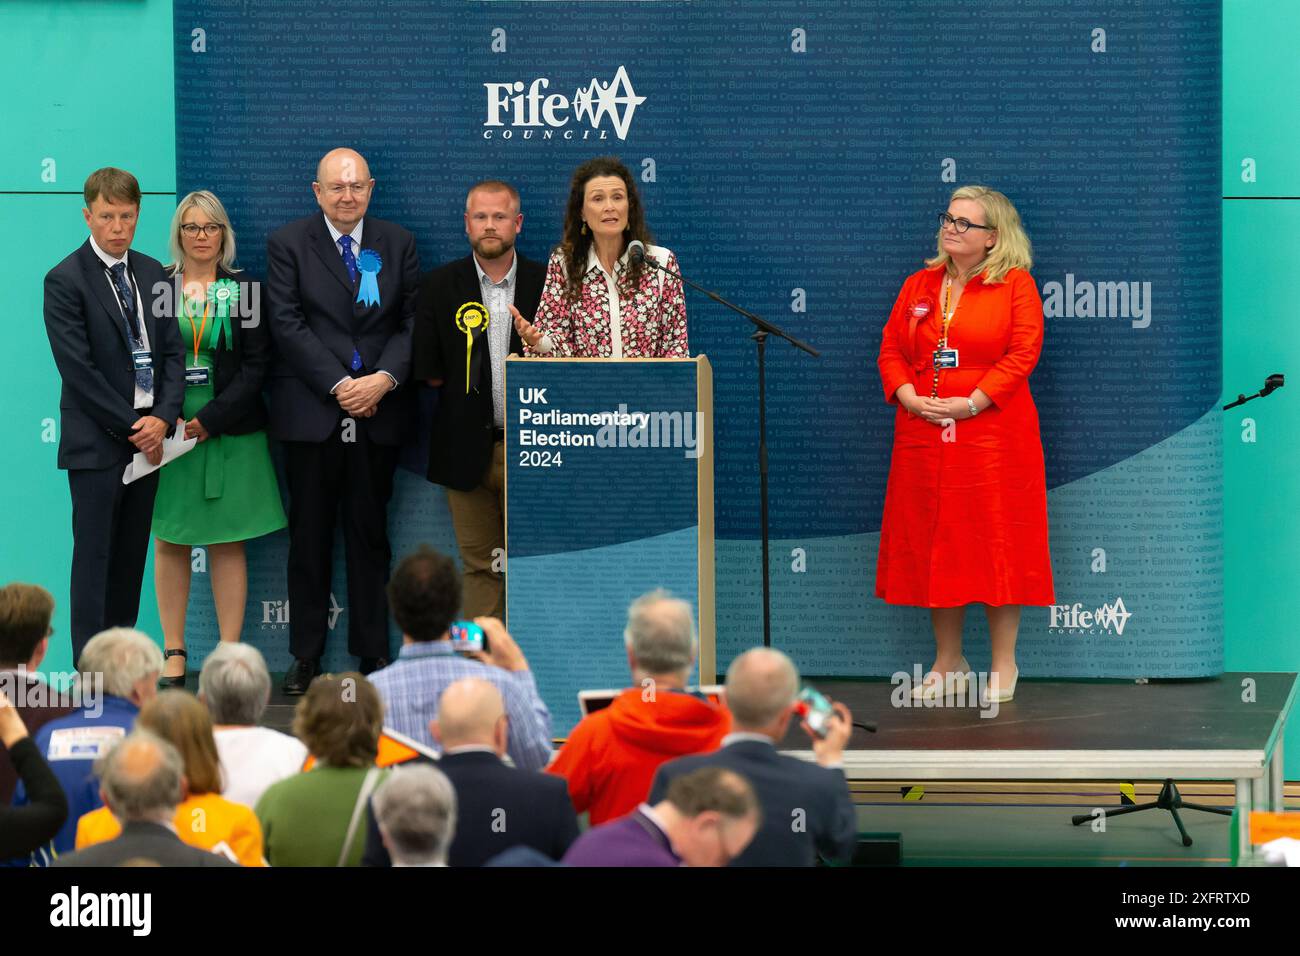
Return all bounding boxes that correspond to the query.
[483,65,646,142]
[1048,597,1132,636]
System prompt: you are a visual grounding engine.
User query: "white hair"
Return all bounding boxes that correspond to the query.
[199,642,271,726]
[373,765,458,866]
[623,589,697,677]
[78,628,163,698]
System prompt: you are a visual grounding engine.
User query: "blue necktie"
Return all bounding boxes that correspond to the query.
[338,236,363,372]
[110,262,153,394]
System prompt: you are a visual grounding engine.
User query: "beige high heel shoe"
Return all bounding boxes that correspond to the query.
[983,667,1019,704]
[911,656,973,700]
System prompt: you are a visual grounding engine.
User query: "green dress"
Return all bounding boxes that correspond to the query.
[152,297,287,545]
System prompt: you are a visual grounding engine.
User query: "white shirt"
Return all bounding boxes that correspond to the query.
[473,253,517,428]
[89,235,153,409]
[214,725,309,808]
[322,215,397,393]
[587,246,626,358]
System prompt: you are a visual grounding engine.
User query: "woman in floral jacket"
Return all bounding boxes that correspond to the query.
[512,156,688,358]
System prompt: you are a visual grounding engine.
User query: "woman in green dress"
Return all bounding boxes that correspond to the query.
[153,191,287,687]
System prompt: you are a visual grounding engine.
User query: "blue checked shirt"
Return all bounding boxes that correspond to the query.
[368,641,553,771]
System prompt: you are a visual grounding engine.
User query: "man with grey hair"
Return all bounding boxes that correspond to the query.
[53,731,237,867]
[372,764,457,866]
[649,647,858,866]
[200,643,307,807]
[548,589,730,825]
[10,627,161,864]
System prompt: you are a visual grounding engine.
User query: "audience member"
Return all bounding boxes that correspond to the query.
[363,678,578,867]
[548,590,730,824]
[0,583,74,803]
[53,731,238,867]
[368,547,552,770]
[200,642,308,806]
[11,627,160,863]
[0,690,68,858]
[75,690,265,865]
[650,648,858,866]
[255,673,390,866]
[371,763,456,867]
[562,766,759,867]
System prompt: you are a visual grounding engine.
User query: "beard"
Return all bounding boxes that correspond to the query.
[472,235,514,260]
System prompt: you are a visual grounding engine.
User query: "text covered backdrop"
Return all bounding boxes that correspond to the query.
[171,0,1221,728]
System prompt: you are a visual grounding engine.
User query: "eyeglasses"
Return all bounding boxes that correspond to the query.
[323,182,370,197]
[938,212,995,234]
[180,223,224,238]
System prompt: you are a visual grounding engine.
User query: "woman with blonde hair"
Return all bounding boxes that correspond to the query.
[74,690,266,866]
[876,185,1054,704]
[152,191,286,687]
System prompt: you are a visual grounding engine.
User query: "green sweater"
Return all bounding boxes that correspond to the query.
[255,766,388,867]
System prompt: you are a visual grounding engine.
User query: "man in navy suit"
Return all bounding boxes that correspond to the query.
[266,148,420,694]
[362,677,579,867]
[43,168,184,664]
[649,648,859,866]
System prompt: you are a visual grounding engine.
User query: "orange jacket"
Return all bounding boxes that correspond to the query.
[76,792,266,867]
[548,688,730,824]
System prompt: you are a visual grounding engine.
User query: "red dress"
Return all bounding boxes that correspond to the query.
[876,265,1055,607]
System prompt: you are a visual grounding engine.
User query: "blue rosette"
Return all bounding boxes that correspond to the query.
[356,249,383,307]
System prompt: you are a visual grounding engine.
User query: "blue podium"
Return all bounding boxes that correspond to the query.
[504,356,715,735]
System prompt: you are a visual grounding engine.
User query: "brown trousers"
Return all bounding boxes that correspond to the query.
[444,440,506,619]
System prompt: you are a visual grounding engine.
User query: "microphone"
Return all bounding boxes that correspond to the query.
[626,240,656,267]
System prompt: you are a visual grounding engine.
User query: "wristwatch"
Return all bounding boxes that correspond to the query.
[967,397,979,417]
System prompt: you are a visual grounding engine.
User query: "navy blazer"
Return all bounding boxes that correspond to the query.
[265,214,420,446]
[43,241,184,469]
[411,253,545,491]
[363,750,579,867]
[649,739,858,867]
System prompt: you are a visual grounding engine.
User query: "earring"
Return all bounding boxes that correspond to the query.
[581,221,588,236]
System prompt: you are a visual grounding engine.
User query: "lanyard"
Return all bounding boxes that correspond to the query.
[931,275,958,399]
[183,294,211,366]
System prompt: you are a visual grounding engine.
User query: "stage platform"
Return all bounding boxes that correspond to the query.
[776,672,1297,860]
[261,671,1296,861]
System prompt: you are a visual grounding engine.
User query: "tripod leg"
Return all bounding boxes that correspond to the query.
[1070,801,1160,825]
[1168,806,1194,847]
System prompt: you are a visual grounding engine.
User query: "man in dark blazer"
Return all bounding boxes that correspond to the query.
[649,648,859,867]
[411,181,545,619]
[265,148,420,694]
[43,168,184,664]
[52,731,239,868]
[363,677,578,867]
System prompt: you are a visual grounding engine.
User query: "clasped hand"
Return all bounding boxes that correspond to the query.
[336,373,392,418]
[129,415,168,466]
[907,395,972,425]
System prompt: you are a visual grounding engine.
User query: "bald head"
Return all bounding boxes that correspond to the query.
[96,730,185,824]
[435,678,506,751]
[316,148,371,185]
[313,148,374,233]
[725,648,800,731]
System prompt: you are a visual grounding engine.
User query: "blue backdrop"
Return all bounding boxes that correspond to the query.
[172,1,1222,715]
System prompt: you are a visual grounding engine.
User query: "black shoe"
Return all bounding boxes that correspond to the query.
[158,648,188,689]
[282,658,320,696]
[358,657,390,676]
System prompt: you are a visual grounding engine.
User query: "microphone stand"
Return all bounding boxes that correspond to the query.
[1222,373,1284,410]
[634,248,820,648]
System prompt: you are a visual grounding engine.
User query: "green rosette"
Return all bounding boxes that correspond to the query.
[206,278,240,350]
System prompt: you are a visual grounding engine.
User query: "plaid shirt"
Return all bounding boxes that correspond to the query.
[368,642,553,772]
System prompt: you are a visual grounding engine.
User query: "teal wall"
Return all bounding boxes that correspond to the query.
[1,1,1295,776]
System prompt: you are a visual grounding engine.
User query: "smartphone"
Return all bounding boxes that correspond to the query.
[448,620,487,654]
[797,686,836,739]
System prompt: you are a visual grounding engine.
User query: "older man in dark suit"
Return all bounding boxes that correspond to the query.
[363,677,577,867]
[43,167,184,664]
[52,730,239,868]
[649,647,859,867]
[265,148,420,693]
[411,180,545,618]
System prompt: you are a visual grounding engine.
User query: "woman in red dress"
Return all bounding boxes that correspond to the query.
[876,186,1054,703]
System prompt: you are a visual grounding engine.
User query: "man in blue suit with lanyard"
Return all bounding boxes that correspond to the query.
[265,148,420,694]
[43,167,184,664]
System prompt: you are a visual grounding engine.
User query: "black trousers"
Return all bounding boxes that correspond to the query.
[67,465,159,664]
[282,426,398,661]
